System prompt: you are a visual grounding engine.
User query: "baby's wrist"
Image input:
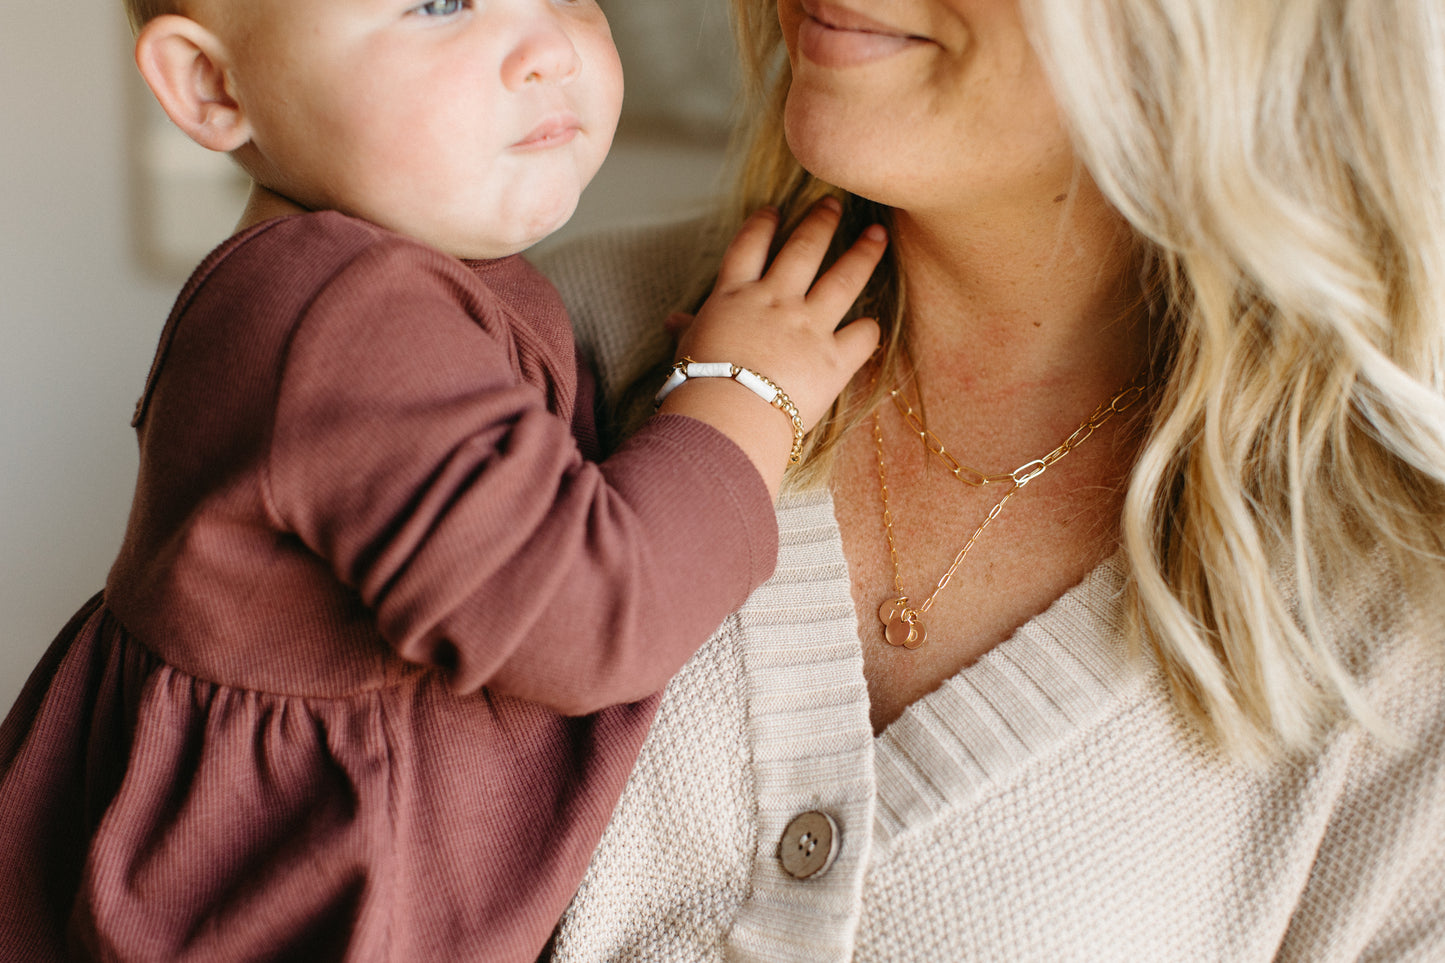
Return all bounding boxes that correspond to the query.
[655,358,804,465]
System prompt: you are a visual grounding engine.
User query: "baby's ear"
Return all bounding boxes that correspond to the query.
[134,15,251,153]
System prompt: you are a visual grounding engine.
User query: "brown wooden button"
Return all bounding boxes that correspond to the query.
[778,810,839,879]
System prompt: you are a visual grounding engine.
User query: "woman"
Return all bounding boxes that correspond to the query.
[538,0,1445,958]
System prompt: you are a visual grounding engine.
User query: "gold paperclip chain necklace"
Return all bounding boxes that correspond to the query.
[874,381,1147,649]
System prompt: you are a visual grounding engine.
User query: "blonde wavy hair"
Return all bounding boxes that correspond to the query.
[715,0,1445,761]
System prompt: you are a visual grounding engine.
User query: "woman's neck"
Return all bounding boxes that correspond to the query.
[839,187,1154,731]
[889,181,1149,403]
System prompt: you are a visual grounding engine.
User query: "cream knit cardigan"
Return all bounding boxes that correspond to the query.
[535,221,1445,963]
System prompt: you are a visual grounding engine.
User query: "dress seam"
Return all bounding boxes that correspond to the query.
[98,613,419,700]
[376,687,399,960]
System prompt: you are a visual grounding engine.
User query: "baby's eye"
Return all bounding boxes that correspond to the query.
[412,0,466,16]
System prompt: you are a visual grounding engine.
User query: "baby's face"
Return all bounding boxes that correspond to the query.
[226,0,623,258]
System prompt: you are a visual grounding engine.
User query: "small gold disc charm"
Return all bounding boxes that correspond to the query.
[878,597,907,627]
[903,619,927,649]
[884,614,915,648]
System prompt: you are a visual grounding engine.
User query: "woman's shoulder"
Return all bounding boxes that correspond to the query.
[1316,546,1445,690]
[530,215,716,318]
[530,215,722,404]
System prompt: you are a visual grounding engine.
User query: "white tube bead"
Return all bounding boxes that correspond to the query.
[653,367,689,406]
[732,367,780,405]
[687,361,735,379]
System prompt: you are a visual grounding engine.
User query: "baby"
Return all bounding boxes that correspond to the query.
[0,0,884,960]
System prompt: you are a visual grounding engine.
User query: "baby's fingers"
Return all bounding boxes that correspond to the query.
[715,207,781,288]
[833,316,883,375]
[763,197,847,292]
[806,223,889,317]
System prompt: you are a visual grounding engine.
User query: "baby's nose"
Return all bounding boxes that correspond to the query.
[502,20,582,90]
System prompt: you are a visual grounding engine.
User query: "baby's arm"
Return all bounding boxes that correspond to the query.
[260,210,882,712]
[658,199,886,499]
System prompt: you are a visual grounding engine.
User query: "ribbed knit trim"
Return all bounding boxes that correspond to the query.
[723,493,1145,960]
[873,552,1142,846]
[726,487,876,963]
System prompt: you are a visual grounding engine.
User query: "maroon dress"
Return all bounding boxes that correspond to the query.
[0,212,777,962]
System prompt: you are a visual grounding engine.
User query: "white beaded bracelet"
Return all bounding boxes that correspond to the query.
[654,357,806,465]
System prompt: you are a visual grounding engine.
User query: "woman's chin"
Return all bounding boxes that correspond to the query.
[784,122,893,207]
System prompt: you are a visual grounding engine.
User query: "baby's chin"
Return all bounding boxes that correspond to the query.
[446,228,564,261]
[444,195,584,260]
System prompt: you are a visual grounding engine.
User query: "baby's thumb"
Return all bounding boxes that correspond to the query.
[834,317,882,374]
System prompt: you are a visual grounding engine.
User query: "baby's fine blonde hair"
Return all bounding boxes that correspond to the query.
[721,0,1445,761]
[123,0,176,33]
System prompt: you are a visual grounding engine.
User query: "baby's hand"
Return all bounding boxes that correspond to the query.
[677,198,886,430]
[657,199,886,496]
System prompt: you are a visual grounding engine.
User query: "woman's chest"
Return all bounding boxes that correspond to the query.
[829,426,1127,733]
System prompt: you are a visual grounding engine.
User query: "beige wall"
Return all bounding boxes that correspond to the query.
[0,0,733,713]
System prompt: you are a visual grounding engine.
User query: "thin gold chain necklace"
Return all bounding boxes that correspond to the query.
[873,381,1147,649]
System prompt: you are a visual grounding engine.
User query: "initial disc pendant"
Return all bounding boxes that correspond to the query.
[883,612,928,649]
[879,597,927,649]
[884,615,913,647]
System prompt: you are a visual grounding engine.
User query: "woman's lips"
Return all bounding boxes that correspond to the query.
[513,115,581,151]
[797,3,929,68]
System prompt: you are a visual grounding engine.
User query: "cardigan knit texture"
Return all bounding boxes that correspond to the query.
[537,218,1445,963]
